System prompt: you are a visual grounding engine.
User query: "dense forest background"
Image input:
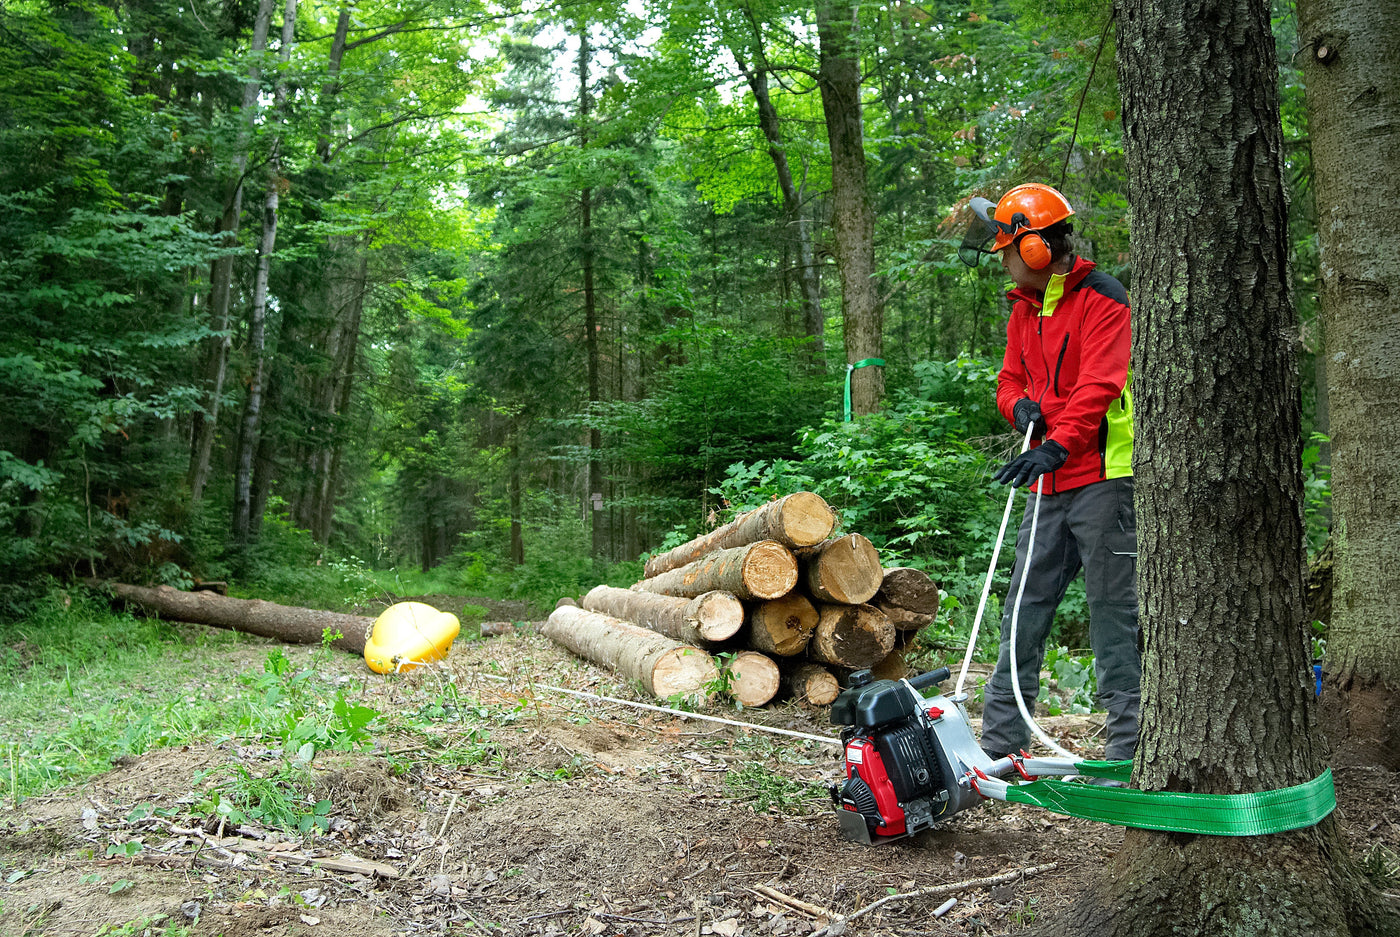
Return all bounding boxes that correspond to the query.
[0,0,1327,629]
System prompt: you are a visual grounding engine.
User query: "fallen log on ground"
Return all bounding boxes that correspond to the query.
[721,650,781,707]
[581,585,744,644]
[88,580,371,653]
[541,605,718,700]
[809,602,895,669]
[745,593,819,656]
[644,493,836,578]
[785,662,840,706]
[632,541,798,601]
[800,534,883,605]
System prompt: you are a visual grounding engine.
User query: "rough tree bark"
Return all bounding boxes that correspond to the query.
[1297,0,1400,771]
[814,0,884,416]
[1041,0,1397,931]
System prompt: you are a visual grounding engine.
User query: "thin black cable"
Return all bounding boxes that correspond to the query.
[1060,11,1117,191]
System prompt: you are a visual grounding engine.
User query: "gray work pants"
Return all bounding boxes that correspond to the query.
[979,476,1141,761]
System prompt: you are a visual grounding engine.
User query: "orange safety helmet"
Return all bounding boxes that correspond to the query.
[958,183,1075,270]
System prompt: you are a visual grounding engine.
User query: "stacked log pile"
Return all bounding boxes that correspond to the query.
[543,493,942,710]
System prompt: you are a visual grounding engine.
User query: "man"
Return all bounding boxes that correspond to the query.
[958,183,1140,762]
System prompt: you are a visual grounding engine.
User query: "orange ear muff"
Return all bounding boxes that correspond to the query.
[1017,232,1052,270]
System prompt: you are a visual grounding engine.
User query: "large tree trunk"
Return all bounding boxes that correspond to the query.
[542,605,717,700]
[815,0,883,416]
[732,34,824,369]
[1044,0,1393,931]
[578,25,606,563]
[581,585,744,644]
[231,0,296,545]
[91,581,370,654]
[187,0,278,501]
[632,541,798,600]
[1297,0,1400,772]
[644,492,834,578]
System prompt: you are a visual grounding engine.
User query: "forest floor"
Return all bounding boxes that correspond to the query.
[2,594,1397,937]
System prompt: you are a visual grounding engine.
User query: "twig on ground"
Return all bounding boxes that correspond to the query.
[807,862,1058,937]
[750,883,836,919]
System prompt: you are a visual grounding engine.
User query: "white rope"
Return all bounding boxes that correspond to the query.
[469,671,843,748]
[1007,471,1076,759]
[953,423,1035,701]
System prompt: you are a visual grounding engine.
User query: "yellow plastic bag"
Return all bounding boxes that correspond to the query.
[363,602,461,674]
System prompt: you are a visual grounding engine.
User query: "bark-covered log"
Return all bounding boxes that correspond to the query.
[632,541,798,600]
[746,593,820,656]
[800,534,883,605]
[91,580,371,653]
[785,662,840,706]
[809,602,895,669]
[875,604,936,631]
[582,585,744,644]
[722,650,781,707]
[643,493,835,578]
[542,605,718,700]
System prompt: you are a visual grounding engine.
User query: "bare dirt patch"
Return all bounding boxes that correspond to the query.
[2,609,1396,936]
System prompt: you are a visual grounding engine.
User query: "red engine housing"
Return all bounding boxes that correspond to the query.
[840,737,907,837]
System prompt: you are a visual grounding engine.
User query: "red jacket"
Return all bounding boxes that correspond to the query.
[996,256,1133,493]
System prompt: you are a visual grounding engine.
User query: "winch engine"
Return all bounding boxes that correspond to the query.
[829,667,994,845]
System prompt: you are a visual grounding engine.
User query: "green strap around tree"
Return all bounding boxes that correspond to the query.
[1001,761,1336,835]
[843,358,884,422]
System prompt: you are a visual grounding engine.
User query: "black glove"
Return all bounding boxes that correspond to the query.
[1011,398,1046,439]
[994,440,1069,487]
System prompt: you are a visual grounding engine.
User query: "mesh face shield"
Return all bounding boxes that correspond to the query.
[958,197,1007,267]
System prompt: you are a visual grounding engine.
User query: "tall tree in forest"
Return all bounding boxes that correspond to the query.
[188,0,277,502]
[814,0,883,415]
[729,10,824,368]
[577,22,607,561]
[232,0,297,545]
[1297,0,1400,769]
[1046,0,1397,930]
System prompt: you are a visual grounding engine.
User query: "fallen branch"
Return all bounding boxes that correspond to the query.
[751,884,836,920]
[807,862,1059,937]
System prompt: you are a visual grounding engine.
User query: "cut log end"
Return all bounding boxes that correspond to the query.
[747,593,819,656]
[652,648,719,699]
[742,540,800,599]
[724,651,781,707]
[788,663,840,706]
[805,534,883,605]
[690,591,745,642]
[777,491,838,546]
